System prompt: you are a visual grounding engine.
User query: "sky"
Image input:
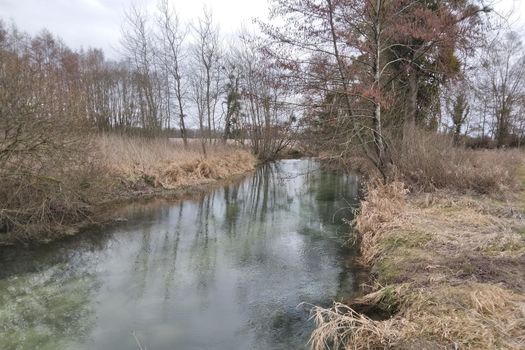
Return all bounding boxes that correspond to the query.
[0,0,270,58]
[0,0,523,59]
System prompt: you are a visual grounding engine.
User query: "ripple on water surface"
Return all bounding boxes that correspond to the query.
[0,159,361,350]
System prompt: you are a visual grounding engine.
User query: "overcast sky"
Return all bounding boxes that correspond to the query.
[0,0,523,59]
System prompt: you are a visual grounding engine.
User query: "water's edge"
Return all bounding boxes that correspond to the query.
[0,159,361,350]
[0,168,257,247]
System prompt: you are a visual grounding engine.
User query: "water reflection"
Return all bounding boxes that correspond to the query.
[0,159,360,350]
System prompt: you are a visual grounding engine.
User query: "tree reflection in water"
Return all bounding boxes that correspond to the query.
[0,159,360,350]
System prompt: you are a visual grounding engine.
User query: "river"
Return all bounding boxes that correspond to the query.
[0,159,360,350]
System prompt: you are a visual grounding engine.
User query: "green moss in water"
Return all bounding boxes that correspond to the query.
[0,270,95,350]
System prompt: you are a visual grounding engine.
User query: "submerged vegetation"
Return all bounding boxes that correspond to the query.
[0,159,359,350]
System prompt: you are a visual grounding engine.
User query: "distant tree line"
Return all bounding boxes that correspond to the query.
[0,1,296,160]
[446,31,525,147]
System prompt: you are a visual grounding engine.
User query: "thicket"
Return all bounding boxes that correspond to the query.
[0,19,259,242]
[0,24,94,239]
[391,129,520,193]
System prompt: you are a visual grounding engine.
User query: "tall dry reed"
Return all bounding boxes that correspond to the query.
[391,129,521,193]
[95,134,256,189]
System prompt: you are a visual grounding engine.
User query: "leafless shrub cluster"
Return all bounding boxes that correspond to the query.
[0,18,258,241]
[390,128,521,193]
[0,22,97,240]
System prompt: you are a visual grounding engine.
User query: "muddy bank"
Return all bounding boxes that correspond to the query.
[311,177,525,349]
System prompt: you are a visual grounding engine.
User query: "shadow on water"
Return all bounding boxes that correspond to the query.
[0,159,360,350]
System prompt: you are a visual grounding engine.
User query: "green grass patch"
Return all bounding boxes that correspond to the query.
[377,286,401,314]
[374,257,404,285]
[383,230,432,251]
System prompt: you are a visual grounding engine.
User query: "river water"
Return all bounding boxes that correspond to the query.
[0,159,360,350]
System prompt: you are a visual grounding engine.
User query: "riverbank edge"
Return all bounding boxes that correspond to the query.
[0,161,258,247]
[311,166,525,349]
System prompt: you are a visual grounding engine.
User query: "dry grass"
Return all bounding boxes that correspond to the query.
[354,181,408,265]
[311,283,524,350]
[96,134,256,189]
[0,138,103,242]
[0,134,256,244]
[310,152,525,349]
[392,129,521,193]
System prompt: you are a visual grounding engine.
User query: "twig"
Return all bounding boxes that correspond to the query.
[131,331,147,350]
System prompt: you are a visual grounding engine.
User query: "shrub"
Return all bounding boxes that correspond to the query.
[389,129,521,193]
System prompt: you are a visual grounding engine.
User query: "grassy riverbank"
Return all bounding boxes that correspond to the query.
[311,149,525,349]
[0,134,256,245]
[97,135,256,192]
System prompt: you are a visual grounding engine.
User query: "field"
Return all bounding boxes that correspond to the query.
[98,134,255,189]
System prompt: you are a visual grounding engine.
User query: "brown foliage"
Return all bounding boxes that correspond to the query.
[0,25,95,241]
[0,21,258,243]
[0,135,256,243]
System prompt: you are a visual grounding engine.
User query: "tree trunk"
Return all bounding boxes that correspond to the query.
[372,0,386,180]
[175,76,188,146]
[403,69,418,143]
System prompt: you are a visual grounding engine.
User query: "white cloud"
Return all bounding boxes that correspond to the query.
[0,0,522,59]
[0,0,269,58]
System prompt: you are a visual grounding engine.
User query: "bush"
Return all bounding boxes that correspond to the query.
[0,134,256,243]
[0,149,100,241]
[389,128,521,193]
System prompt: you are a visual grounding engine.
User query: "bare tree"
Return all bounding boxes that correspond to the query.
[0,24,90,235]
[156,0,189,144]
[121,4,160,132]
[477,32,525,147]
[261,0,490,178]
[230,33,296,159]
[190,7,223,153]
